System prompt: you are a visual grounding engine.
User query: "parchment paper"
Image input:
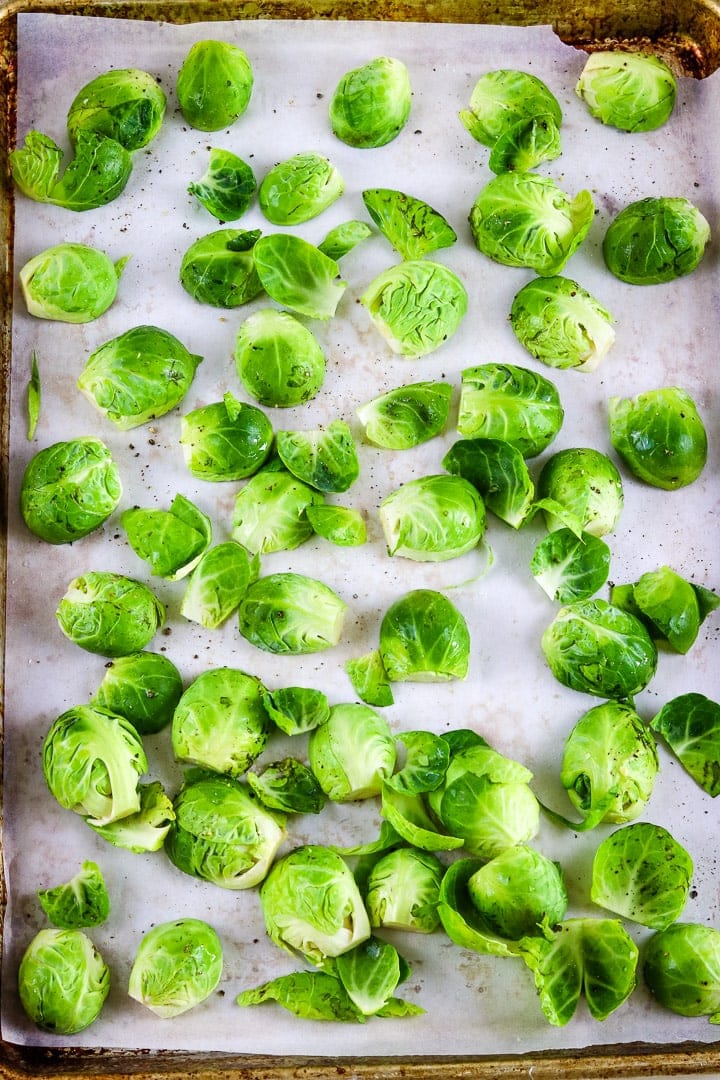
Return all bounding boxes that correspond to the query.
[2,11,720,1058]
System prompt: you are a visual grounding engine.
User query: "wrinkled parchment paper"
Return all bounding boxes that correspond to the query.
[3,11,720,1057]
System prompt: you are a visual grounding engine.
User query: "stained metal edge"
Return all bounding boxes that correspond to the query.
[1,2,720,1078]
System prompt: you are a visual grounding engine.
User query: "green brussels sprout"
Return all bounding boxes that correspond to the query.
[231,466,322,554]
[469,173,594,276]
[345,650,393,708]
[361,260,467,359]
[252,233,346,319]
[509,275,616,372]
[128,918,223,1018]
[442,438,535,529]
[78,324,202,430]
[10,129,132,211]
[259,844,371,964]
[247,758,326,815]
[559,701,659,828]
[176,40,254,131]
[530,528,611,603]
[37,861,110,930]
[91,651,184,735]
[308,702,396,801]
[379,589,470,682]
[259,152,344,225]
[608,387,708,489]
[20,436,122,544]
[181,392,273,481]
[457,363,564,458]
[179,228,263,308]
[362,188,457,260]
[379,474,486,561]
[122,493,212,581]
[234,308,326,407]
[171,667,272,778]
[519,918,638,1025]
[89,781,175,853]
[467,845,567,940]
[165,772,284,889]
[437,856,520,958]
[603,197,710,284]
[67,68,166,150]
[591,822,693,930]
[614,564,719,654]
[330,56,411,148]
[459,69,563,174]
[56,571,165,657]
[307,504,367,547]
[650,693,720,797]
[18,928,110,1034]
[356,381,452,450]
[188,147,257,221]
[541,599,658,699]
[180,541,260,629]
[262,685,330,736]
[537,447,624,536]
[576,52,677,132]
[276,419,359,493]
[19,243,128,323]
[318,219,373,260]
[237,572,347,655]
[365,847,444,933]
[43,704,147,826]
[427,740,540,860]
[644,923,720,1020]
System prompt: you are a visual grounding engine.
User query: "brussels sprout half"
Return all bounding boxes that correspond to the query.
[176,40,254,131]
[20,243,128,323]
[67,68,166,150]
[18,928,110,1034]
[259,152,344,225]
[11,129,133,211]
[603,197,710,285]
[330,56,411,148]
[576,52,676,133]
[128,918,223,1018]
[608,387,708,489]
[361,260,467,359]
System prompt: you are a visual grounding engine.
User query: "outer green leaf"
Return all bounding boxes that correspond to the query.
[37,861,110,929]
[89,780,175,853]
[180,542,259,628]
[253,233,346,319]
[276,419,359,493]
[11,129,132,211]
[530,528,611,602]
[650,692,720,796]
[345,650,394,707]
[437,857,519,957]
[307,504,367,547]
[442,437,534,528]
[27,350,40,440]
[385,731,449,795]
[188,147,257,221]
[380,785,464,852]
[237,970,364,1022]
[262,686,330,736]
[121,494,212,580]
[335,936,402,1015]
[357,381,452,450]
[362,188,456,260]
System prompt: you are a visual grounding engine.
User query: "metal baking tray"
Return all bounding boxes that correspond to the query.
[1,2,720,1077]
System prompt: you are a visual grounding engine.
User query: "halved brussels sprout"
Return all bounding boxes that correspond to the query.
[379,589,470,682]
[180,228,263,308]
[231,466,322,554]
[67,68,166,150]
[308,702,396,801]
[11,129,133,211]
[365,847,444,933]
[537,447,623,537]
[608,387,707,489]
[509,275,615,371]
[457,363,563,458]
[576,52,676,132]
[357,381,452,450]
[459,69,562,173]
[259,152,344,225]
[181,392,273,481]
[188,147,257,221]
[361,260,467,359]
[20,436,122,544]
[91,650,183,735]
[238,572,347,654]
[20,243,128,323]
[128,919,223,1017]
[644,923,720,1020]
[467,845,567,939]
[234,308,326,407]
[56,571,165,657]
[176,40,253,131]
[603,197,710,284]
[330,56,411,148]
[379,473,485,561]
[18,928,110,1034]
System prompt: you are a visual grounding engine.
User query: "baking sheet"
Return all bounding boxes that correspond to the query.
[2,10,720,1060]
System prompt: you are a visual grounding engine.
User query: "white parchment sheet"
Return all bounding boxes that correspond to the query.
[2,11,720,1058]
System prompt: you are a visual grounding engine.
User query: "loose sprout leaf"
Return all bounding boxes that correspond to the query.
[345,650,394,707]
[318,219,372,260]
[437,857,521,957]
[530,528,611,603]
[121,493,212,580]
[253,233,347,319]
[26,350,40,440]
[128,918,223,1018]
[237,971,364,1022]
[576,52,677,133]
[650,693,720,796]
[37,861,110,929]
[259,152,344,225]
[380,785,464,852]
[247,758,327,814]
[590,822,693,930]
[488,112,561,173]
[361,260,467,358]
[89,780,175,853]
[457,363,564,458]
[385,730,450,795]
[442,437,535,529]
[188,147,257,221]
[262,686,330,736]
[357,380,452,450]
[276,419,360,493]
[362,188,457,260]
[334,936,403,1015]
[307,504,367,547]
[509,275,616,372]
[180,541,259,628]
[518,918,638,1025]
